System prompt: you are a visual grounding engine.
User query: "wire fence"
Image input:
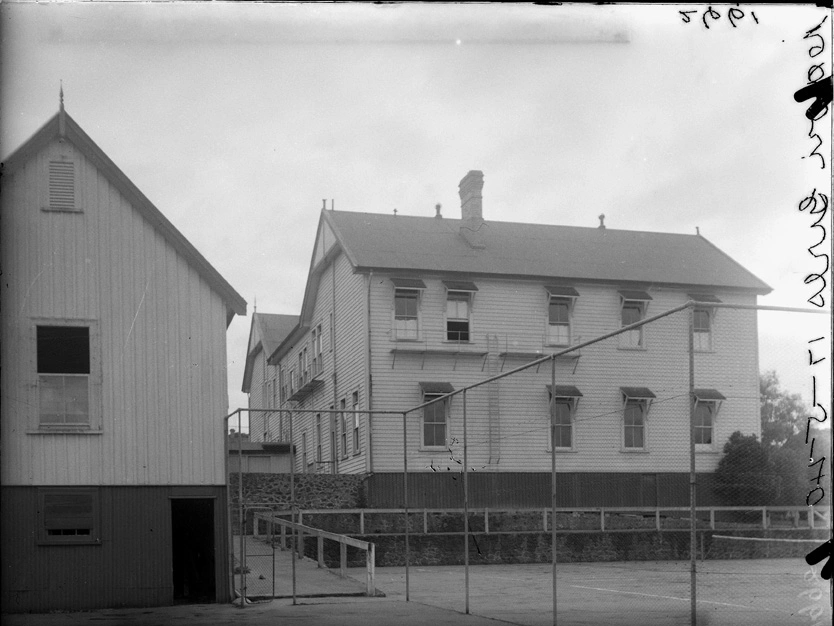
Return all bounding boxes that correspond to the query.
[226,301,831,624]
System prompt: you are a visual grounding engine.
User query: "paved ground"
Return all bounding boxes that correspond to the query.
[4,551,831,626]
[370,558,833,626]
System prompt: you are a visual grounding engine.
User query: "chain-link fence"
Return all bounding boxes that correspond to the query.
[227,301,830,624]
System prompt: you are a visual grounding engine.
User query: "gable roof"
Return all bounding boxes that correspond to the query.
[242,312,299,392]
[2,108,247,324]
[322,210,771,293]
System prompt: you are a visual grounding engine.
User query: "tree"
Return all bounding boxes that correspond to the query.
[759,370,809,448]
[714,431,780,505]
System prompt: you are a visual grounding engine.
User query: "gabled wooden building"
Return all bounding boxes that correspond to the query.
[247,170,771,508]
[0,102,246,613]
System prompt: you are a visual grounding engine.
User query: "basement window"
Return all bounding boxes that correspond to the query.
[38,488,100,545]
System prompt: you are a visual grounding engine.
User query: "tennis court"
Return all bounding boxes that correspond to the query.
[363,557,830,626]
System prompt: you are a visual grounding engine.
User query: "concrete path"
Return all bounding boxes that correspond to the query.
[233,534,371,598]
[4,557,829,626]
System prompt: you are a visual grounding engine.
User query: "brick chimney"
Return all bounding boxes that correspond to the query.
[459,170,484,221]
[458,170,486,249]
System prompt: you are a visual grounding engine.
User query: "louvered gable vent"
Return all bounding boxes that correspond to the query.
[48,160,76,211]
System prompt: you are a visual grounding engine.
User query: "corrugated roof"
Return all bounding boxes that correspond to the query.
[323,211,770,293]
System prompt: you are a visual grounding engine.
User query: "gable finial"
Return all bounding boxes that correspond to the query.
[58,81,67,138]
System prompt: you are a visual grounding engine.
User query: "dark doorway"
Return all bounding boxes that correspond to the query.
[171,498,216,603]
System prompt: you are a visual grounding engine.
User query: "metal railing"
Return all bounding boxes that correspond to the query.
[284,504,832,534]
[253,512,376,597]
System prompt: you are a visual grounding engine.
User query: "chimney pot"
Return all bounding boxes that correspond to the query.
[598,214,606,229]
[459,170,484,222]
[435,203,443,218]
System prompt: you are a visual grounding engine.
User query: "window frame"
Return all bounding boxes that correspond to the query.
[693,390,725,452]
[315,413,323,466]
[339,398,348,458]
[445,290,473,343]
[33,319,101,433]
[301,432,308,472]
[421,393,449,450]
[547,386,581,451]
[618,293,651,349]
[693,307,714,352]
[393,288,422,341]
[352,390,361,455]
[37,488,101,545]
[620,390,654,452]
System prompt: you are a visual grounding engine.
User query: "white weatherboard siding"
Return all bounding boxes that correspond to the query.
[368,275,760,473]
[1,138,229,486]
[277,251,368,474]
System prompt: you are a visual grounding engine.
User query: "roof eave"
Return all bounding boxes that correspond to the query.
[348,265,771,295]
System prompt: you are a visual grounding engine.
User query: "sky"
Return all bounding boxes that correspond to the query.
[1,2,831,431]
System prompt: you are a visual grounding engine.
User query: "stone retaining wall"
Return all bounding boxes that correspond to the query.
[229,472,367,532]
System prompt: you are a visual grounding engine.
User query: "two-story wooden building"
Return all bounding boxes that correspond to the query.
[249,170,771,508]
[0,103,246,612]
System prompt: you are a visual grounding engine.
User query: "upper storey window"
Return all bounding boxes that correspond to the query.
[444,281,478,343]
[546,286,579,347]
[37,325,90,427]
[619,290,652,349]
[688,294,722,352]
[391,278,426,341]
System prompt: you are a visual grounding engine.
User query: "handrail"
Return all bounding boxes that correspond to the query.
[253,512,376,596]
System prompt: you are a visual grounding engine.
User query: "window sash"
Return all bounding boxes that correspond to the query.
[422,396,447,447]
[623,401,645,448]
[340,400,348,456]
[394,290,419,339]
[547,299,571,345]
[39,374,90,425]
[694,402,714,444]
[550,400,573,448]
[352,393,360,452]
[693,309,712,350]
[316,415,322,463]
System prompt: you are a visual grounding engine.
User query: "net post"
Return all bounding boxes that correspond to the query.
[402,411,410,602]
[688,305,697,626]
[290,409,297,605]
[463,388,470,615]
[551,353,558,626]
[238,410,245,608]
